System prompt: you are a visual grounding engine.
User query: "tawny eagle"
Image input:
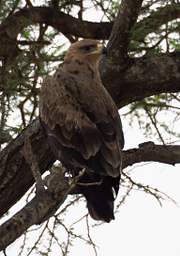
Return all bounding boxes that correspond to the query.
[40,39,124,222]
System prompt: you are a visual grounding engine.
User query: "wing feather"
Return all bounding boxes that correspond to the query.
[40,66,124,177]
[40,75,102,160]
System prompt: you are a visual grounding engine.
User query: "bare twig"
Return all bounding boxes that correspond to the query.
[26,222,48,256]
[2,249,7,256]
[122,171,177,206]
[86,216,98,256]
[23,131,45,193]
[0,163,73,250]
[144,105,166,144]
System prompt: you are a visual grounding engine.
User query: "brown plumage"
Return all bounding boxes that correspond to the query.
[40,39,124,222]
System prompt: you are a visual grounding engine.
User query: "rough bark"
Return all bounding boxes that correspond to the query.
[102,52,180,108]
[1,140,180,250]
[107,0,143,64]
[0,166,72,251]
[0,120,55,218]
[123,141,180,168]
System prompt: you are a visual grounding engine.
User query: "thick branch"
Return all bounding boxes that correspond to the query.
[0,141,180,250]
[107,0,143,64]
[0,119,55,218]
[123,141,180,168]
[0,167,72,251]
[0,7,111,41]
[0,6,111,63]
[101,52,180,107]
[100,0,144,93]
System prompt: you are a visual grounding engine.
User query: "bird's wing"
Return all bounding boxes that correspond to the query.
[78,81,124,148]
[40,67,124,177]
[76,78,124,177]
[40,74,102,160]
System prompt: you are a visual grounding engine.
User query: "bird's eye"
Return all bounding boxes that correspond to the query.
[84,46,91,51]
[80,45,96,51]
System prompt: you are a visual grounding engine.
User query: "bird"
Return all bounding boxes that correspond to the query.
[39,39,124,222]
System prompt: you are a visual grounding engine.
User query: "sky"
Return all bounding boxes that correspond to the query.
[1,1,180,256]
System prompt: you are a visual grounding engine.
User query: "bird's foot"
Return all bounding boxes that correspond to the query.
[35,179,48,198]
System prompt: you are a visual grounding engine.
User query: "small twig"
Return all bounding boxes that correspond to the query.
[70,213,88,226]
[86,215,98,256]
[56,195,83,217]
[122,171,177,206]
[46,224,64,255]
[23,132,45,193]
[144,105,166,144]
[17,232,28,256]
[116,183,133,209]
[3,249,7,256]
[78,0,83,20]
[26,222,49,256]
[25,0,33,7]
[17,40,50,46]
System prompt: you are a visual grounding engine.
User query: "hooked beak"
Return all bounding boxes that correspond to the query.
[90,43,107,56]
[97,44,107,55]
[102,46,107,55]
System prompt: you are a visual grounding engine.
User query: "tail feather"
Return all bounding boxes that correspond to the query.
[86,196,115,223]
[77,172,120,222]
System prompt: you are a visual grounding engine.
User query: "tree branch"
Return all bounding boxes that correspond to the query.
[0,7,111,41]
[101,52,180,107]
[1,3,179,47]
[0,6,111,63]
[0,141,180,250]
[0,3,180,63]
[107,0,144,64]
[0,119,55,218]
[123,141,180,168]
[0,166,73,251]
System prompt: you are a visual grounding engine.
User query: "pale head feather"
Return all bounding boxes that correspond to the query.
[64,39,103,64]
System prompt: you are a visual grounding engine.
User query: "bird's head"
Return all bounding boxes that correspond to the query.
[64,39,107,65]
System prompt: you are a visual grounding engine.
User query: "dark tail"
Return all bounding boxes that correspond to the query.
[77,172,120,222]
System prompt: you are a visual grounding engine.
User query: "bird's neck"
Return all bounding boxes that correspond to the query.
[63,58,101,80]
